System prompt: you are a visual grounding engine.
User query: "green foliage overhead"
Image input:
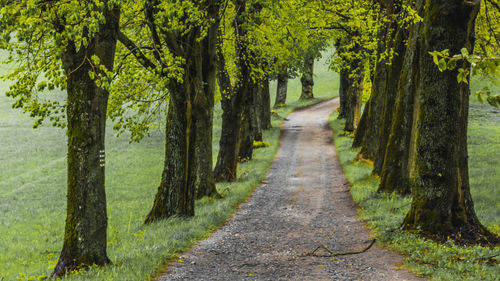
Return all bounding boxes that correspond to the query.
[0,0,123,128]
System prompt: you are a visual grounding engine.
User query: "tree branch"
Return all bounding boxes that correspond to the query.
[117,30,157,70]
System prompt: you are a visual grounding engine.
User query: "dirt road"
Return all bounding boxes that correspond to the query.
[158,98,423,281]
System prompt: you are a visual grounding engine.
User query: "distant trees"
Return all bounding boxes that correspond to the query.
[214,0,332,181]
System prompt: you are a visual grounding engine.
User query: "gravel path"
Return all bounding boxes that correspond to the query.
[158,98,424,281]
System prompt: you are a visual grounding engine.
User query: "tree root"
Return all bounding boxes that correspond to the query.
[302,239,376,258]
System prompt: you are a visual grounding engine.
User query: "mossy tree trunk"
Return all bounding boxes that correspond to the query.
[273,67,288,108]
[300,54,314,100]
[214,47,241,181]
[402,0,496,243]
[214,0,250,182]
[337,68,349,119]
[343,70,363,132]
[238,81,255,162]
[146,83,194,221]
[145,1,221,222]
[194,10,219,200]
[378,8,422,195]
[251,78,267,142]
[352,30,388,159]
[52,6,120,278]
[372,26,407,175]
[258,77,272,130]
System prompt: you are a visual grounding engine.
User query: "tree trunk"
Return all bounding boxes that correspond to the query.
[378,17,421,195]
[273,68,288,108]
[352,31,388,160]
[194,15,219,199]
[214,52,241,182]
[402,0,497,243]
[258,77,272,130]
[338,68,349,119]
[372,27,406,175]
[300,54,314,100]
[343,72,363,132]
[238,82,255,162]
[52,6,119,278]
[214,0,249,182]
[146,84,194,222]
[251,80,265,141]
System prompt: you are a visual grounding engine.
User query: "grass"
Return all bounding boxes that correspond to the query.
[0,49,338,281]
[329,77,500,280]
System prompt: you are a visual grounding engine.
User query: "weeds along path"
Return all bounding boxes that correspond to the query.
[158,98,423,281]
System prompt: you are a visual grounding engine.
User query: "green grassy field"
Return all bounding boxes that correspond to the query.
[329,77,500,280]
[0,49,338,280]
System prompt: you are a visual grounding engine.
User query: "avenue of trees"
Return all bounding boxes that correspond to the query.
[1,0,500,277]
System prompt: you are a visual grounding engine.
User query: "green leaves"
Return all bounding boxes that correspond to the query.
[0,0,123,129]
[438,58,447,72]
[475,86,500,108]
[429,49,472,84]
[428,47,500,108]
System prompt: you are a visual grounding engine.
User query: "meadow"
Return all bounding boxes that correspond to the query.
[329,77,500,280]
[0,50,338,280]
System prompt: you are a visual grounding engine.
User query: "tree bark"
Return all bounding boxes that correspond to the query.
[214,50,241,181]
[402,0,497,243]
[146,84,194,222]
[352,31,387,159]
[337,68,349,119]
[238,81,255,161]
[300,54,314,100]
[378,15,421,195]
[194,11,219,199]
[343,72,363,132]
[251,79,265,141]
[372,26,406,175]
[258,77,272,130]
[273,67,288,108]
[52,6,119,278]
[214,0,250,182]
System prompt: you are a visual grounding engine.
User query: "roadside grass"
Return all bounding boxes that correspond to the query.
[0,51,338,280]
[329,87,500,280]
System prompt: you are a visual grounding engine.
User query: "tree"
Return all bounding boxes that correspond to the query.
[402,0,498,243]
[300,53,315,100]
[337,68,349,118]
[214,0,253,181]
[0,1,121,276]
[377,1,421,194]
[372,17,407,175]
[132,0,223,221]
[273,66,289,108]
[327,0,379,132]
[352,14,392,158]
